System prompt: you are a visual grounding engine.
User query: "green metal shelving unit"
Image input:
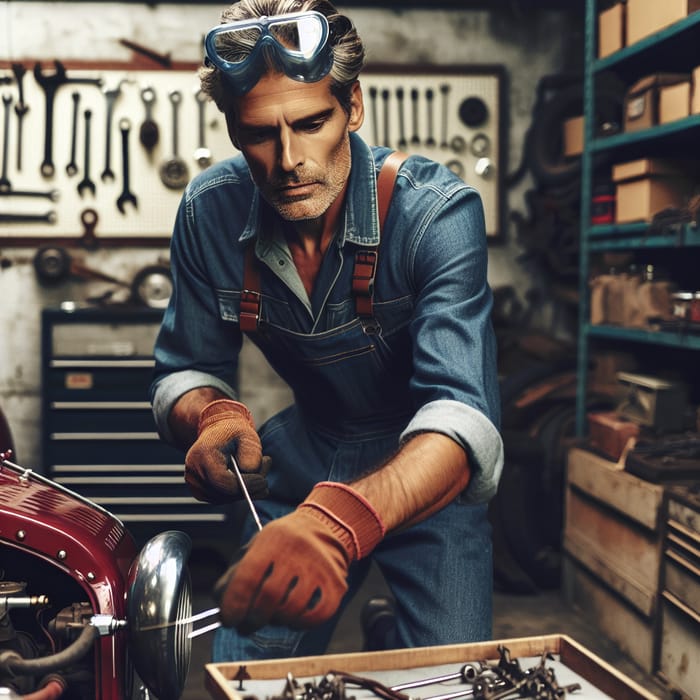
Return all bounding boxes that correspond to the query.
[575,3,700,435]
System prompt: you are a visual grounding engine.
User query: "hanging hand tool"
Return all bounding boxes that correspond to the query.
[79,207,99,249]
[101,79,128,183]
[194,89,212,168]
[381,88,391,148]
[0,94,12,193]
[396,87,407,150]
[425,88,436,147]
[410,87,420,146]
[77,109,96,198]
[139,86,159,156]
[369,86,379,145]
[439,83,450,149]
[159,90,189,189]
[116,118,137,213]
[0,211,56,224]
[33,60,103,178]
[11,63,28,171]
[66,92,80,176]
[0,187,59,200]
[119,38,172,68]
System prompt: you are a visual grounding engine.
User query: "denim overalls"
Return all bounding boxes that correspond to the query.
[151,133,503,660]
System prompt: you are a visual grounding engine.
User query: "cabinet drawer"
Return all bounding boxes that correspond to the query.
[47,405,157,433]
[47,438,182,465]
[664,519,700,614]
[46,364,155,402]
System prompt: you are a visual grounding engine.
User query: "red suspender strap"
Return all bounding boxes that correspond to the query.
[241,151,408,331]
[240,241,262,332]
[353,151,408,319]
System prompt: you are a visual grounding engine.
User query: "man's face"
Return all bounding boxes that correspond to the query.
[228,73,364,222]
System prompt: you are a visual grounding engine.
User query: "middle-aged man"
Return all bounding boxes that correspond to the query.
[150,0,504,661]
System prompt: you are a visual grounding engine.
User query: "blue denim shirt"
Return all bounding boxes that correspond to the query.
[151,132,503,503]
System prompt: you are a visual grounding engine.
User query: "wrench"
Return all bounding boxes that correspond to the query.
[66,91,80,176]
[158,90,189,189]
[410,88,420,145]
[396,87,407,150]
[0,211,57,224]
[77,109,96,198]
[0,94,11,192]
[33,60,103,178]
[101,79,128,182]
[11,63,28,171]
[381,88,390,148]
[116,118,137,213]
[440,83,450,149]
[425,88,436,147]
[0,188,59,201]
[194,89,212,168]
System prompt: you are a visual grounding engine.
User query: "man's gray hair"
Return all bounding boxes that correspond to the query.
[200,0,365,115]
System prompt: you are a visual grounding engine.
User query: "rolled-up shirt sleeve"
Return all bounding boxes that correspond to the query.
[150,185,243,445]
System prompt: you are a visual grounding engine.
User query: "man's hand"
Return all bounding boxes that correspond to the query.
[214,482,385,632]
[185,399,268,503]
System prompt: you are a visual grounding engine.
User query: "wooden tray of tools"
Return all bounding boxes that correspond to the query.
[205,634,659,700]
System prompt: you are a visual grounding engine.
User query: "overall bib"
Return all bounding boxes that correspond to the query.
[212,156,493,661]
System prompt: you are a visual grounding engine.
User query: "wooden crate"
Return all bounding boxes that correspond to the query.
[205,635,659,700]
[562,448,667,672]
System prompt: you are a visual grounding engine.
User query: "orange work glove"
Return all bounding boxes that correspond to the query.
[214,482,385,632]
[185,399,268,503]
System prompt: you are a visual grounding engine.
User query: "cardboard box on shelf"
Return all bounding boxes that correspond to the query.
[659,80,691,123]
[626,0,700,46]
[562,115,584,156]
[692,65,700,114]
[612,158,695,223]
[624,73,691,132]
[598,2,625,58]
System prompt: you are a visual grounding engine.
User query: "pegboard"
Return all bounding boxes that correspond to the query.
[0,62,505,244]
[358,65,505,240]
[0,64,236,243]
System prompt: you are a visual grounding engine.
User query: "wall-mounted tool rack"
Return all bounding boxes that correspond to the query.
[358,64,506,241]
[0,61,505,245]
[0,59,235,245]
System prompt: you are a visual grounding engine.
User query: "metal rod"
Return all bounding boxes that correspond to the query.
[229,453,263,532]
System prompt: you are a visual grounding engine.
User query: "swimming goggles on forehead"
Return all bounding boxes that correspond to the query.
[204,10,334,95]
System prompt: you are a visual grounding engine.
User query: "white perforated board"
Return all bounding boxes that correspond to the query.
[0,64,503,242]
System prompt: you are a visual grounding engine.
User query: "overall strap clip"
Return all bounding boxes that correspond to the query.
[353,150,408,321]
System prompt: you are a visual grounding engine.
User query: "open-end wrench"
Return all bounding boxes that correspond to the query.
[77,109,96,198]
[33,60,103,178]
[116,118,137,213]
[0,94,12,192]
[11,63,28,171]
[194,89,212,168]
[66,92,80,176]
[0,211,57,224]
[101,79,128,182]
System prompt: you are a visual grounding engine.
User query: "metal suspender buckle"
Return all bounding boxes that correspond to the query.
[239,289,261,332]
[352,249,378,319]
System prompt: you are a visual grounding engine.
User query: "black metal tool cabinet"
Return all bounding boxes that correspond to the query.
[41,306,230,542]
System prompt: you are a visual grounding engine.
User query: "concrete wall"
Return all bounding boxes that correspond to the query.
[0,2,582,469]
